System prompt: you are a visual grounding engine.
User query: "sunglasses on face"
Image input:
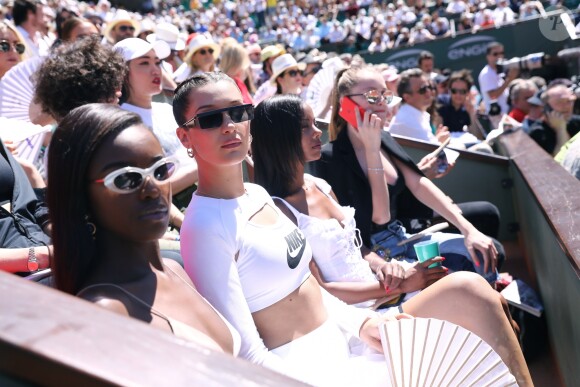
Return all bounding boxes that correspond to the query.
[118,25,135,32]
[450,88,468,95]
[197,48,214,56]
[182,104,254,129]
[417,84,436,95]
[347,89,394,105]
[283,69,301,78]
[0,40,25,54]
[93,157,179,194]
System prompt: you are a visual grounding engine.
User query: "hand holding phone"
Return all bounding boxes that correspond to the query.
[339,96,366,130]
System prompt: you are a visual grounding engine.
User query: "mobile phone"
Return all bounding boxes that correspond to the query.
[339,96,366,130]
[436,150,449,174]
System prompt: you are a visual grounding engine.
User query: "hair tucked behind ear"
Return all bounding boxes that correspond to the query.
[47,103,142,294]
[251,95,305,197]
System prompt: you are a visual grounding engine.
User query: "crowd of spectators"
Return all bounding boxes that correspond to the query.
[0,0,559,60]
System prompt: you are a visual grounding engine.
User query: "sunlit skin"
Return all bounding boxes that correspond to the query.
[192,46,216,72]
[87,124,171,242]
[68,21,99,42]
[0,29,22,78]
[547,85,576,119]
[277,67,303,95]
[403,75,435,111]
[449,79,470,109]
[126,49,162,109]
[112,22,135,43]
[300,104,323,163]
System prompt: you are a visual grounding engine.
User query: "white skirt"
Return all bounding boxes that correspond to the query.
[270,318,390,387]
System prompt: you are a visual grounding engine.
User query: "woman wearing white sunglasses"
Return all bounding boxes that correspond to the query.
[47,103,240,354]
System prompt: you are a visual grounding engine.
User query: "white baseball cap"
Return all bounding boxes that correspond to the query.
[113,38,170,62]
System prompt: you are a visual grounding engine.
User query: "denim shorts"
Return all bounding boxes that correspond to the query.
[370,220,499,283]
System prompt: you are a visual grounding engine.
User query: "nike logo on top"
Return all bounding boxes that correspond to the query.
[285,228,306,269]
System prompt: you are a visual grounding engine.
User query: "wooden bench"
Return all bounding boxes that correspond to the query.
[0,271,305,386]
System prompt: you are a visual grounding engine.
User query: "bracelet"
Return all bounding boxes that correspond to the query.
[367,167,384,173]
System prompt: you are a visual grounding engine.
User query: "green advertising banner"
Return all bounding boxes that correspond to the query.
[319,12,580,82]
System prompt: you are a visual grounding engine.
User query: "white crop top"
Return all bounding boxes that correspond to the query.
[181,183,376,373]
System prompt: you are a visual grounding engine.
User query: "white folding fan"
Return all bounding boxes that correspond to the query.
[0,56,43,122]
[379,318,518,387]
[0,57,47,164]
[306,57,345,119]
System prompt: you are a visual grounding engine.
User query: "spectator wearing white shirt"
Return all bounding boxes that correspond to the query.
[418,51,438,80]
[493,0,516,26]
[327,22,346,43]
[409,22,435,45]
[389,68,450,144]
[13,0,49,58]
[478,42,519,116]
[446,0,468,14]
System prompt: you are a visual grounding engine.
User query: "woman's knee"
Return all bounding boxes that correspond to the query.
[438,272,499,304]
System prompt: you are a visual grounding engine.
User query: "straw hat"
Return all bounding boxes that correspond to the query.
[260,44,285,63]
[104,10,140,42]
[147,22,185,51]
[113,38,170,62]
[269,54,306,85]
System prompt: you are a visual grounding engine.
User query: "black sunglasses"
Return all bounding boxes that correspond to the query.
[198,48,214,55]
[417,84,436,95]
[0,40,25,54]
[182,104,254,129]
[118,25,135,32]
[347,89,394,105]
[450,88,468,95]
[283,69,301,78]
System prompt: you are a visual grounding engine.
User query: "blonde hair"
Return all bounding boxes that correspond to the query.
[220,43,249,78]
[0,21,27,61]
[328,65,378,141]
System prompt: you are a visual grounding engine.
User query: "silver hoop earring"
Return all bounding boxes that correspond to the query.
[85,215,96,239]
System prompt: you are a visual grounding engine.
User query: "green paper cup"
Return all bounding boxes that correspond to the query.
[414,240,441,269]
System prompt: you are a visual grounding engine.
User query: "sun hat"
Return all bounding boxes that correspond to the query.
[147,22,185,51]
[260,44,285,63]
[113,38,170,62]
[185,33,220,60]
[104,10,140,42]
[269,54,306,85]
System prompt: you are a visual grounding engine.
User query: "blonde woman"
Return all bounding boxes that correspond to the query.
[0,21,26,78]
[220,43,253,104]
[173,34,220,84]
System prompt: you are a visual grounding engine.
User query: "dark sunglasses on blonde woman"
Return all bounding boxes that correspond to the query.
[182,104,254,129]
[0,40,25,54]
[198,48,214,56]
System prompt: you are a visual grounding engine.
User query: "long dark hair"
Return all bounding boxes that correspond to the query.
[251,95,305,197]
[47,104,142,294]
